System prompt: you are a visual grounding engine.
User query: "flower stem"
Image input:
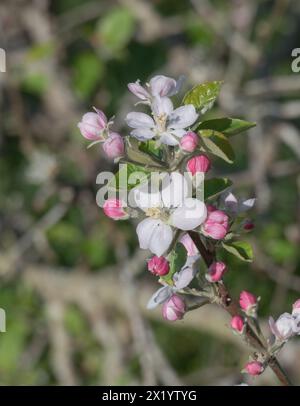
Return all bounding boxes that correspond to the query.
[187,231,292,386]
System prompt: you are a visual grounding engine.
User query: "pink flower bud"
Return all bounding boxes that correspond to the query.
[128,81,150,100]
[244,361,264,376]
[103,198,128,220]
[292,299,300,315]
[162,295,185,322]
[148,256,170,276]
[206,261,227,282]
[207,205,217,213]
[231,315,245,333]
[180,131,199,152]
[103,132,124,159]
[202,210,229,240]
[243,219,255,231]
[187,155,211,175]
[180,234,198,256]
[239,291,257,313]
[78,110,107,141]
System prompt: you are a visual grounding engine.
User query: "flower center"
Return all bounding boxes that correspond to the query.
[154,113,167,133]
[145,207,170,222]
[145,207,161,219]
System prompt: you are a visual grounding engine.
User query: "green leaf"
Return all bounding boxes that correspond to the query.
[183,81,223,113]
[21,73,48,95]
[222,241,253,262]
[126,138,165,168]
[107,163,149,191]
[96,7,135,53]
[199,130,235,164]
[162,243,187,285]
[204,178,232,200]
[196,117,256,136]
[73,52,104,98]
[139,140,163,161]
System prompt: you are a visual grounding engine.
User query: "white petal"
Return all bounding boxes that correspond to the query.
[168,105,198,129]
[136,218,158,249]
[150,75,176,97]
[159,132,179,146]
[136,219,173,256]
[239,198,256,212]
[149,222,173,256]
[224,192,238,212]
[131,128,155,141]
[126,112,154,129]
[147,286,173,309]
[169,129,187,138]
[173,266,195,290]
[152,96,173,117]
[171,198,207,230]
[132,181,161,210]
[161,172,188,208]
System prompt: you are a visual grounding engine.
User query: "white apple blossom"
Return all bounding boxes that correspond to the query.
[126,95,198,146]
[132,172,207,256]
[128,74,183,102]
[269,313,296,342]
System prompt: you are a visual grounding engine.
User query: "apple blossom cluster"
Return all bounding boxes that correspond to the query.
[79,75,297,384]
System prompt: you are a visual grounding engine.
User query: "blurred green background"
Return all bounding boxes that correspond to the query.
[0,0,300,385]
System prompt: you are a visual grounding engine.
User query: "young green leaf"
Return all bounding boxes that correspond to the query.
[199,130,235,164]
[183,81,223,113]
[139,140,164,161]
[96,7,135,53]
[222,241,253,262]
[196,117,256,136]
[204,178,232,200]
[162,243,187,285]
[126,138,166,168]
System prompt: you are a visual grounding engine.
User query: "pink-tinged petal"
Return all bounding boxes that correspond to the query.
[78,112,106,140]
[162,295,185,321]
[130,128,155,141]
[292,299,300,315]
[231,316,245,333]
[161,172,188,208]
[103,198,128,220]
[206,261,227,282]
[128,81,150,100]
[152,96,173,117]
[168,105,198,129]
[150,75,177,97]
[148,256,170,276]
[244,361,264,376]
[180,234,198,256]
[102,132,124,159]
[180,131,199,152]
[126,112,154,129]
[93,108,108,127]
[203,222,227,239]
[171,198,207,231]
